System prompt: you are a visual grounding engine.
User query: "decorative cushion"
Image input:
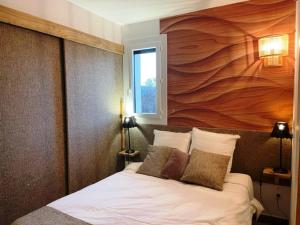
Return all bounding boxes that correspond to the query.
[181,149,230,191]
[189,128,240,173]
[161,149,190,180]
[153,129,191,153]
[137,145,173,178]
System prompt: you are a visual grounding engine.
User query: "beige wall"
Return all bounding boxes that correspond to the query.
[0,0,122,44]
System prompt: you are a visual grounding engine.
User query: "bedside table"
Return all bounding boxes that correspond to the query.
[118,150,140,167]
[262,167,291,185]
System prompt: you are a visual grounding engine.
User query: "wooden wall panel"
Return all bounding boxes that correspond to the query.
[160,0,295,131]
[0,22,66,224]
[64,40,123,193]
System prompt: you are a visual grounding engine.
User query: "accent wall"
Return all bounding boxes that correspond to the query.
[160,0,295,131]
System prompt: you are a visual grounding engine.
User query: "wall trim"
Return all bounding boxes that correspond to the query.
[0,5,124,55]
[291,1,300,225]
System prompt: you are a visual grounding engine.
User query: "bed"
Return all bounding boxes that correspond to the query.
[13,162,263,225]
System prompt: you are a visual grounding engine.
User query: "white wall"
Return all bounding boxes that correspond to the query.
[122,19,160,114]
[122,19,160,41]
[0,0,122,44]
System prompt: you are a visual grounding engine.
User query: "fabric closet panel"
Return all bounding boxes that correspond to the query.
[0,22,66,225]
[63,40,123,193]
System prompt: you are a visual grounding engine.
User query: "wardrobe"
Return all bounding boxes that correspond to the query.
[0,22,123,224]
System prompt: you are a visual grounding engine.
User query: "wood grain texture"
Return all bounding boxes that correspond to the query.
[160,0,295,131]
[64,40,123,193]
[0,5,124,55]
[0,22,66,225]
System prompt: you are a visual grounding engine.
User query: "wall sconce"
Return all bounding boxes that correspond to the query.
[258,34,289,67]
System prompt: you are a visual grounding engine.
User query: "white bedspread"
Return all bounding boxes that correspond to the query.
[49,163,263,225]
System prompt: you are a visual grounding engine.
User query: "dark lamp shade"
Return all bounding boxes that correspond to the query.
[122,116,137,128]
[271,122,292,139]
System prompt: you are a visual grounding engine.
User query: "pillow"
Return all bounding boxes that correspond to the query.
[189,128,240,173]
[181,149,230,191]
[136,145,173,178]
[124,162,142,172]
[153,129,191,153]
[161,149,189,180]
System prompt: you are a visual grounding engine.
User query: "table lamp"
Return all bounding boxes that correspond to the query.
[122,116,137,154]
[271,121,292,174]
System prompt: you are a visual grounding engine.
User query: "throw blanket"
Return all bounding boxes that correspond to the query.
[12,206,90,225]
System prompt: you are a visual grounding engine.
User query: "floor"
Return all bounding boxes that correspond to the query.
[253,215,289,225]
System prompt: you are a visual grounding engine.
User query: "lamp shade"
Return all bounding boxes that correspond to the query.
[258,34,289,57]
[122,116,137,128]
[271,122,292,139]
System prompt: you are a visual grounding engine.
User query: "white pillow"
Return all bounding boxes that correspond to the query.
[153,129,191,153]
[189,128,240,173]
[125,162,142,172]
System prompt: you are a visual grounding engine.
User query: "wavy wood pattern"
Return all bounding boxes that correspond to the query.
[160,0,295,131]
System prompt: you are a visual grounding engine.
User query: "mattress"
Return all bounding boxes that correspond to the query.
[47,163,263,225]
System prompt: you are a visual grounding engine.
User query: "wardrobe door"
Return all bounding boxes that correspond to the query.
[64,40,123,193]
[0,23,66,224]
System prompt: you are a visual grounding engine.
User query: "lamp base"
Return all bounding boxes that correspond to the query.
[125,149,135,154]
[273,167,288,174]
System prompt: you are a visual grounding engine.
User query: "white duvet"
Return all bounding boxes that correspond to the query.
[49,163,263,225]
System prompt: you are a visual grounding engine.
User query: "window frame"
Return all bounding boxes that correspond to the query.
[123,35,167,125]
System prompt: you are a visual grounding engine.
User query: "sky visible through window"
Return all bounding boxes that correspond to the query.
[134,49,157,114]
[140,52,156,86]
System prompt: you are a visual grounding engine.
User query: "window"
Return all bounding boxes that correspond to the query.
[124,35,167,125]
[133,48,157,114]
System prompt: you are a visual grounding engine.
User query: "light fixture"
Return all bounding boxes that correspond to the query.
[270,121,292,174]
[258,34,289,67]
[122,116,137,154]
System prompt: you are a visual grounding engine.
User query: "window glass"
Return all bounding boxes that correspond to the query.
[133,48,157,114]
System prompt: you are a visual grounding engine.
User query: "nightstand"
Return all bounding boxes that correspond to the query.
[118,150,140,167]
[253,215,288,225]
[262,167,291,185]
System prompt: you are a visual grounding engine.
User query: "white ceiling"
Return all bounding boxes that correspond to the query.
[68,0,248,25]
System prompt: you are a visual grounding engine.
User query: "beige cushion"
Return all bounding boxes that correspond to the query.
[137,145,173,178]
[181,149,230,191]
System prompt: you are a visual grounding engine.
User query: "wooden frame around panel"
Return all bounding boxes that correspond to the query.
[0,5,124,55]
[292,2,300,225]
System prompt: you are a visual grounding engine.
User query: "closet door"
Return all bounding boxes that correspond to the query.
[0,23,66,224]
[64,40,122,193]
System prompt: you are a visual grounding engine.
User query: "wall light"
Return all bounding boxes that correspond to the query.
[258,34,289,67]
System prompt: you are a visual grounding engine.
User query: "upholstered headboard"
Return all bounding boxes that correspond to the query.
[130,125,292,182]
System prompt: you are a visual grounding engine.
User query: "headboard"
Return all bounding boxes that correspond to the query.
[130,125,292,182]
